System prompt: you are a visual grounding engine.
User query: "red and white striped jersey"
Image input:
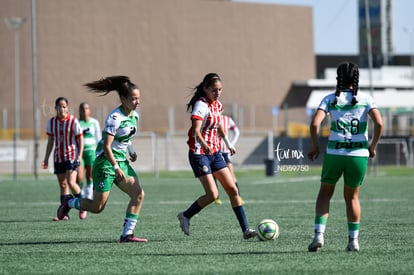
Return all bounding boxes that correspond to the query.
[46,114,83,163]
[219,115,240,153]
[187,97,222,155]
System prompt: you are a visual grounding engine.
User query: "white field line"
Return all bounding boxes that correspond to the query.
[251,176,320,185]
[5,198,402,207]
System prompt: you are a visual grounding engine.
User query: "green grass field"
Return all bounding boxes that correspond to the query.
[1,166,413,274]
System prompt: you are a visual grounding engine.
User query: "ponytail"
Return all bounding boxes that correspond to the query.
[84,75,137,98]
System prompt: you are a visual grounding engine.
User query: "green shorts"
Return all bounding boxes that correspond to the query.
[321,154,368,188]
[82,150,96,166]
[92,155,137,192]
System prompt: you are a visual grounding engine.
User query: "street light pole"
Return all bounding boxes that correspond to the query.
[364,0,378,176]
[4,17,26,140]
[403,27,414,86]
[32,0,40,179]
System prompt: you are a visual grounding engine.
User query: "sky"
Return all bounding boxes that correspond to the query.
[234,0,414,55]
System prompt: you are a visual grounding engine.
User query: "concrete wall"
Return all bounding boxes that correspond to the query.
[0,0,315,135]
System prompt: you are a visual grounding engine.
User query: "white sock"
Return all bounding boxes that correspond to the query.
[315,224,326,234]
[122,217,137,237]
[349,230,359,239]
[85,183,94,200]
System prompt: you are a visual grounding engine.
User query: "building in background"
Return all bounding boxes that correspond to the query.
[359,0,394,67]
[0,0,314,137]
[1,0,412,139]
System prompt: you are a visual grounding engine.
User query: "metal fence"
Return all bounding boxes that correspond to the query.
[0,132,413,178]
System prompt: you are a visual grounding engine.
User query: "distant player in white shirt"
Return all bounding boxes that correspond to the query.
[307,62,383,252]
[214,115,243,205]
[76,102,101,219]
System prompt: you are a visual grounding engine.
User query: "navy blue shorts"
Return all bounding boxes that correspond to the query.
[221,152,232,164]
[188,151,227,178]
[54,160,80,174]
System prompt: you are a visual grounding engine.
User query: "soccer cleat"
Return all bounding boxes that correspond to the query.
[79,210,87,219]
[214,198,222,205]
[243,228,257,240]
[57,195,72,220]
[177,212,190,235]
[308,233,324,252]
[52,215,69,221]
[346,237,360,252]
[120,234,148,243]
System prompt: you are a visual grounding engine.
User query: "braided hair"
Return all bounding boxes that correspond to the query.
[332,62,359,106]
[186,73,221,112]
[84,75,138,98]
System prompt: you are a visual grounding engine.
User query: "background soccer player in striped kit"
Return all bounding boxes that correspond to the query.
[42,97,84,221]
[214,114,244,205]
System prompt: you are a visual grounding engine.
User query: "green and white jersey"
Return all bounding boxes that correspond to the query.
[79,117,101,152]
[318,90,376,157]
[96,106,139,161]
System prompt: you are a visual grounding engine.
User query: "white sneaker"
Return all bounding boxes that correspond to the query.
[346,237,360,252]
[308,233,324,252]
[177,212,190,235]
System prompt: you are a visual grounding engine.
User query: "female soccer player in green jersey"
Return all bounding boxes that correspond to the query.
[307,62,383,252]
[76,102,101,219]
[58,75,147,243]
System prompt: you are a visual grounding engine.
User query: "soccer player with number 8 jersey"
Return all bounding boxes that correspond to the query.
[307,62,383,252]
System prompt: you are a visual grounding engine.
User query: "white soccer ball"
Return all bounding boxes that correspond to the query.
[256,219,279,241]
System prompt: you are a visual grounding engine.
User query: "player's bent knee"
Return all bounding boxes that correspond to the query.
[83,199,107,213]
[130,188,144,202]
[205,192,217,203]
[95,203,106,213]
[225,186,239,197]
[137,189,145,201]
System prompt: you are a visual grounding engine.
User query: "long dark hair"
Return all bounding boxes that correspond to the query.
[332,62,359,106]
[186,73,221,112]
[84,75,138,98]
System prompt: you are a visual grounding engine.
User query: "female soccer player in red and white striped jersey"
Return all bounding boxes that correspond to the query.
[42,97,83,221]
[177,73,256,240]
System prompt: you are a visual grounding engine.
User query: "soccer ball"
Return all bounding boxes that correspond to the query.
[256,219,279,241]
